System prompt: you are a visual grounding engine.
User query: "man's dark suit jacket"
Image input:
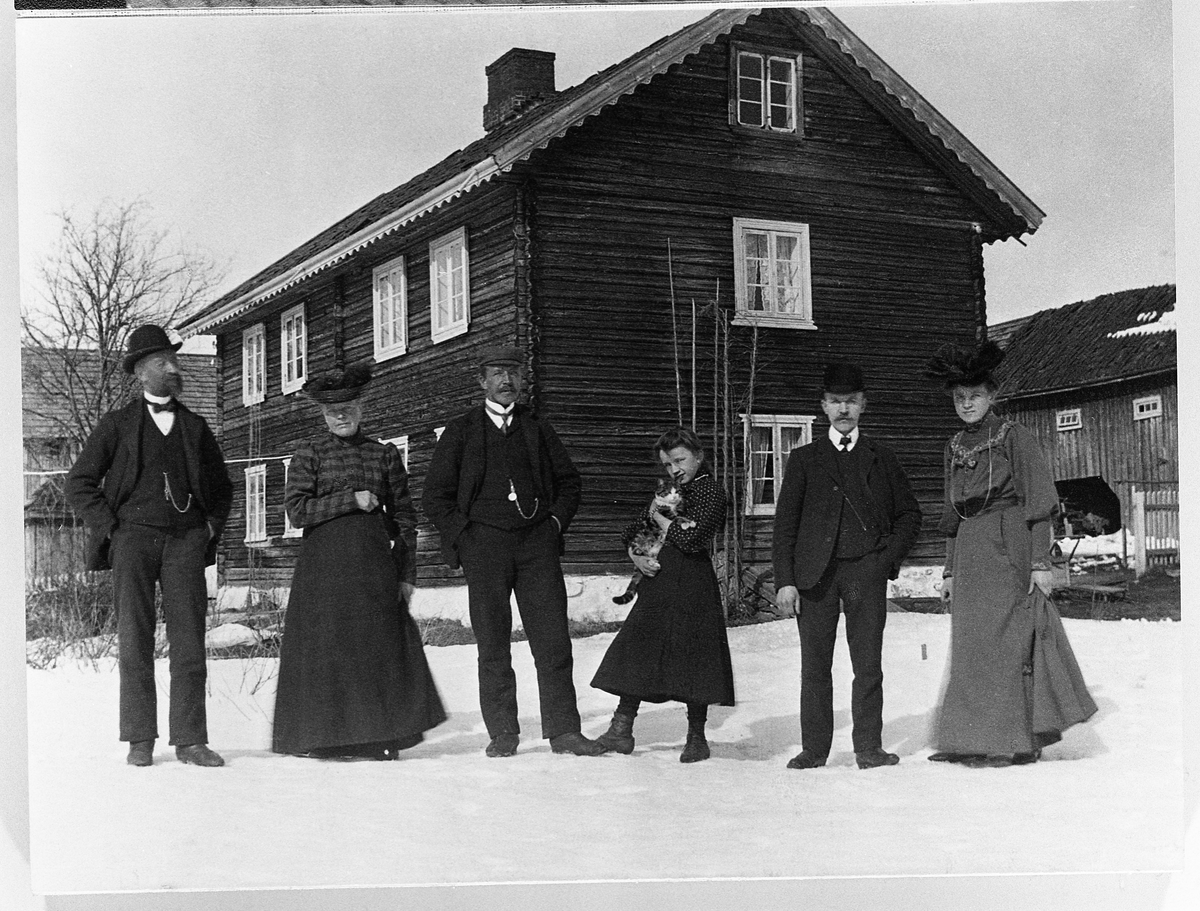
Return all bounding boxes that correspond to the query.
[65,398,234,572]
[422,403,582,570]
[772,432,922,592]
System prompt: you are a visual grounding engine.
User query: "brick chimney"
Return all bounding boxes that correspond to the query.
[484,48,557,133]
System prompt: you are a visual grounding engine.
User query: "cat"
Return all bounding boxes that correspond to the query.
[612,478,696,605]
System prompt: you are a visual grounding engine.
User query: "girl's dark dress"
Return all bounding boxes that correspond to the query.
[272,431,446,755]
[591,473,735,707]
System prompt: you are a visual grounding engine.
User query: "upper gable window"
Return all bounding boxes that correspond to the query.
[733,46,801,134]
[430,227,470,343]
[280,303,307,395]
[1133,395,1162,421]
[373,255,408,362]
[732,217,815,329]
[1056,408,1082,432]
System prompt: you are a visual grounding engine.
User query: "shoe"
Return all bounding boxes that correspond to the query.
[595,712,635,755]
[175,743,225,767]
[126,740,154,767]
[785,749,827,770]
[928,752,984,764]
[855,747,900,769]
[549,732,607,756]
[679,726,710,764]
[485,733,519,758]
[1012,749,1041,765]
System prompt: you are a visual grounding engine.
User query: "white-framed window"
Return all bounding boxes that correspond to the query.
[733,47,801,134]
[244,464,267,544]
[242,323,265,406]
[280,303,307,394]
[733,217,814,329]
[281,457,302,538]
[743,414,815,515]
[1056,408,1082,432]
[373,255,408,362]
[380,435,410,470]
[429,227,470,343]
[1133,394,1162,421]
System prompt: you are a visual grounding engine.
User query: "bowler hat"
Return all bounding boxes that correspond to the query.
[479,346,525,369]
[123,324,183,374]
[822,362,865,394]
[303,363,373,404]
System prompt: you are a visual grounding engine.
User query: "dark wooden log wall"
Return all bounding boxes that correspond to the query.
[525,12,989,571]
[216,178,524,586]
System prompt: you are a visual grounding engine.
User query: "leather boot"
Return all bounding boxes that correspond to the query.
[679,721,710,764]
[595,711,635,755]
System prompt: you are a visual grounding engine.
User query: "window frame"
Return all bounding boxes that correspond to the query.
[742,413,815,515]
[730,44,803,136]
[1056,408,1082,432]
[429,227,471,344]
[280,303,307,395]
[732,217,815,329]
[1133,394,1163,421]
[242,323,266,406]
[244,463,268,545]
[373,255,408,362]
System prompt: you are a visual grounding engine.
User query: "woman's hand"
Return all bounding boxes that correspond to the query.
[941,577,953,605]
[628,547,660,577]
[1029,569,1053,597]
[399,582,415,604]
[355,490,380,512]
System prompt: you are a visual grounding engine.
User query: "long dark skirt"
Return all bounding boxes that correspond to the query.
[272,512,446,755]
[591,545,735,706]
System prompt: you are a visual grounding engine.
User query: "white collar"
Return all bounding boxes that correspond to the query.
[485,400,514,415]
[828,426,860,450]
[144,391,173,406]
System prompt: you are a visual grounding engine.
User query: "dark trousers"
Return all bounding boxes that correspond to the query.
[458,520,581,740]
[110,523,210,745]
[797,550,888,756]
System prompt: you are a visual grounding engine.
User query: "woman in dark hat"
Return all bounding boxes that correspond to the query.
[925,342,1095,768]
[590,426,735,763]
[272,364,445,760]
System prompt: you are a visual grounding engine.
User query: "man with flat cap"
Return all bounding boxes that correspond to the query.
[772,362,921,770]
[66,325,233,767]
[423,345,604,757]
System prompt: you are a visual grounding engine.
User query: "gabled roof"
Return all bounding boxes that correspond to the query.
[181,6,1043,336]
[992,285,1177,399]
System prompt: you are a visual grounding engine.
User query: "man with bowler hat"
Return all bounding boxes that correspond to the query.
[423,345,604,758]
[772,362,921,770]
[66,325,233,767]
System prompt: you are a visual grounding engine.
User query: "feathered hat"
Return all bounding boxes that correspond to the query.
[924,340,1006,388]
[302,363,373,404]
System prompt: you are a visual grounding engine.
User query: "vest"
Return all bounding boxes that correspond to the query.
[467,419,546,530]
[117,413,204,530]
[833,443,883,559]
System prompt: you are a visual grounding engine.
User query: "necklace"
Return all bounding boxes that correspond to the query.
[949,419,1010,521]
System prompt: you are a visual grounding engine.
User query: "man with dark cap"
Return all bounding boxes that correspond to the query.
[772,362,921,770]
[423,345,604,758]
[66,325,233,767]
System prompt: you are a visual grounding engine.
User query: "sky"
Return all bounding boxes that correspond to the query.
[12,0,1178,327]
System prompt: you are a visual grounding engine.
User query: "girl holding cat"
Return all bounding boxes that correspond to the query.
[590,427,735,763]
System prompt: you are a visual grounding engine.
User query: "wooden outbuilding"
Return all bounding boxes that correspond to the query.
[991,284,1177,565]
[179,7,1043,592]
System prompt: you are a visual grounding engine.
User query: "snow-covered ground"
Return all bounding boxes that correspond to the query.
[26,612,1182,894]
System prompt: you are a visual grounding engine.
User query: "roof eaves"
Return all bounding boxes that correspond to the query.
[798,7,1045,237]
[1002,366,1177,401]
[182,157,504,335]
[182,8,756,337]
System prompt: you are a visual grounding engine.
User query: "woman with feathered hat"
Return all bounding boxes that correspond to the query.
[925,342,1095,768]
[271,364,445,760]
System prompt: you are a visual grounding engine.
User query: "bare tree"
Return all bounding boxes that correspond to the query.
[22,199,224,451]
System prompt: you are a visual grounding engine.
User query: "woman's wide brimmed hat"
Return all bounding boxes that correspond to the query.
[123,324,183,374]
[924,340,1006,388]
[303,363,373,404]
